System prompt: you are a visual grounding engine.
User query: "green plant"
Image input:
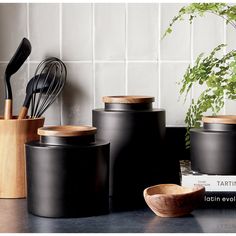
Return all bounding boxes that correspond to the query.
[181,44,236,147]
[163,3,236,39]
[163,3,236,148]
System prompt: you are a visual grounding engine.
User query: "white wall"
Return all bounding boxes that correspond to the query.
[0,3,234,126]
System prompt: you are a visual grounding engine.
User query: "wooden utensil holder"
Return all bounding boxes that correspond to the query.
[0,116,44,198]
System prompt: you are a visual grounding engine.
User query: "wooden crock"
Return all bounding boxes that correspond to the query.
[0,116,44,198]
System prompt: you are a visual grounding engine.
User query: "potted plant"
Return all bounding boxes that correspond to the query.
[163,3,236,147]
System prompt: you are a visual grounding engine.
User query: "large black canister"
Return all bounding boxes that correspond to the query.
[93,96,180,211]
[25,125,110,218]
[191,115,236,175]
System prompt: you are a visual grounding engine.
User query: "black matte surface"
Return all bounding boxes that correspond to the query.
[1,199,236,233]
[93,107,180,211]
[191,128,236,174]
[203,122,236,131]
[166,127,190,160]
[25,138,110,217]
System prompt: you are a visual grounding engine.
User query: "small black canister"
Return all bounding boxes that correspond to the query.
[25,126,109,218]
[93,96,180,211]
[191,116,236,175]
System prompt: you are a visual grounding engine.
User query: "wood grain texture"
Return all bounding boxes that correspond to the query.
[102,96,154,104]
[143,184,205,217]
[4,99,12,120]
[0,117,44,198]
[18,107,28,120]
[38,125,97,137]
[203,115,236,124]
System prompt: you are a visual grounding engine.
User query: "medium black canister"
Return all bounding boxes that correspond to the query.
[25,126,109,218]
[191,116,236,175]
[93,96,180,211]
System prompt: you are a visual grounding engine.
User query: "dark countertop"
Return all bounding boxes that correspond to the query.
[1,199,236,233]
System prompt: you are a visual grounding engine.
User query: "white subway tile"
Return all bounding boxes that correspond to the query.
[0,63,28,117]
[128,3,158,60]
[194,13,224,59]
[95,63,125,108]
[0,2,229,128]
[95,3,125,60]
[226,24,236,53]
[61,63,93,126]
[127,63,158,106]
[62,3,92,61]
[161,3,191,61]
[192,83,208,100]
[29,3,60,61]
[42,98,61,126]
[29,63,61,125]
[225,99,236,115]
[160,62,190,125]
[0,4,27,61]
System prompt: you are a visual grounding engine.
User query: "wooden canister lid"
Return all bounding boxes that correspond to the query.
[102,96,154,104]
[202,115,236,124]
[38,125,97,137]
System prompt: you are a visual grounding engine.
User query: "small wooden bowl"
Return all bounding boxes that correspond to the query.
[143,184,205,217]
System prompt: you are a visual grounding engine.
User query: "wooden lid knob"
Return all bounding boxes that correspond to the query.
[102,96,154,104]
[38,125,97,137]
[202,115,236,124]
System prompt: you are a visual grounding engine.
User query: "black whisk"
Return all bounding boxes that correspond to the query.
[30,57,67,118]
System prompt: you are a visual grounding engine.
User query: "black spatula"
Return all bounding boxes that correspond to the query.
[4,37,31,119]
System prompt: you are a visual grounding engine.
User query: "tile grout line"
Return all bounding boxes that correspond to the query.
[125,3,128,95]
[190,19,194,106]
[0,60,192,64]
[223,18,227,115]
[1,60,191,64]
[92,3,96,109]
[59,2,63,125]
[26,2,30,82]
[166,124,186,127]
[59,3,63,60]
[29,60,94,64]
[157,3,161,108]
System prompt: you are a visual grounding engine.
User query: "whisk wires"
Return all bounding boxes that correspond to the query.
[30,57,67,118]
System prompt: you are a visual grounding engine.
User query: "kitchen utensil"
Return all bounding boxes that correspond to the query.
[4,38,31,119]
[25,125,109,217]
[18,73,56,119]
[93,96,180,211]
[191,115,236,175]
[0,116,44,198]
[143,184,205,217]
[30,57,67,118]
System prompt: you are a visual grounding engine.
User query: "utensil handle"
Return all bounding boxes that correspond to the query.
[4,99,12,120]
[18,106,28,120]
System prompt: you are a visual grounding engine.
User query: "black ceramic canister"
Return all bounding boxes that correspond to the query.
[93,96,180,211]
[191,116,236,175]
[25,126,110,218]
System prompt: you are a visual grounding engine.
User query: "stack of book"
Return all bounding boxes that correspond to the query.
[180,160,236,208]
